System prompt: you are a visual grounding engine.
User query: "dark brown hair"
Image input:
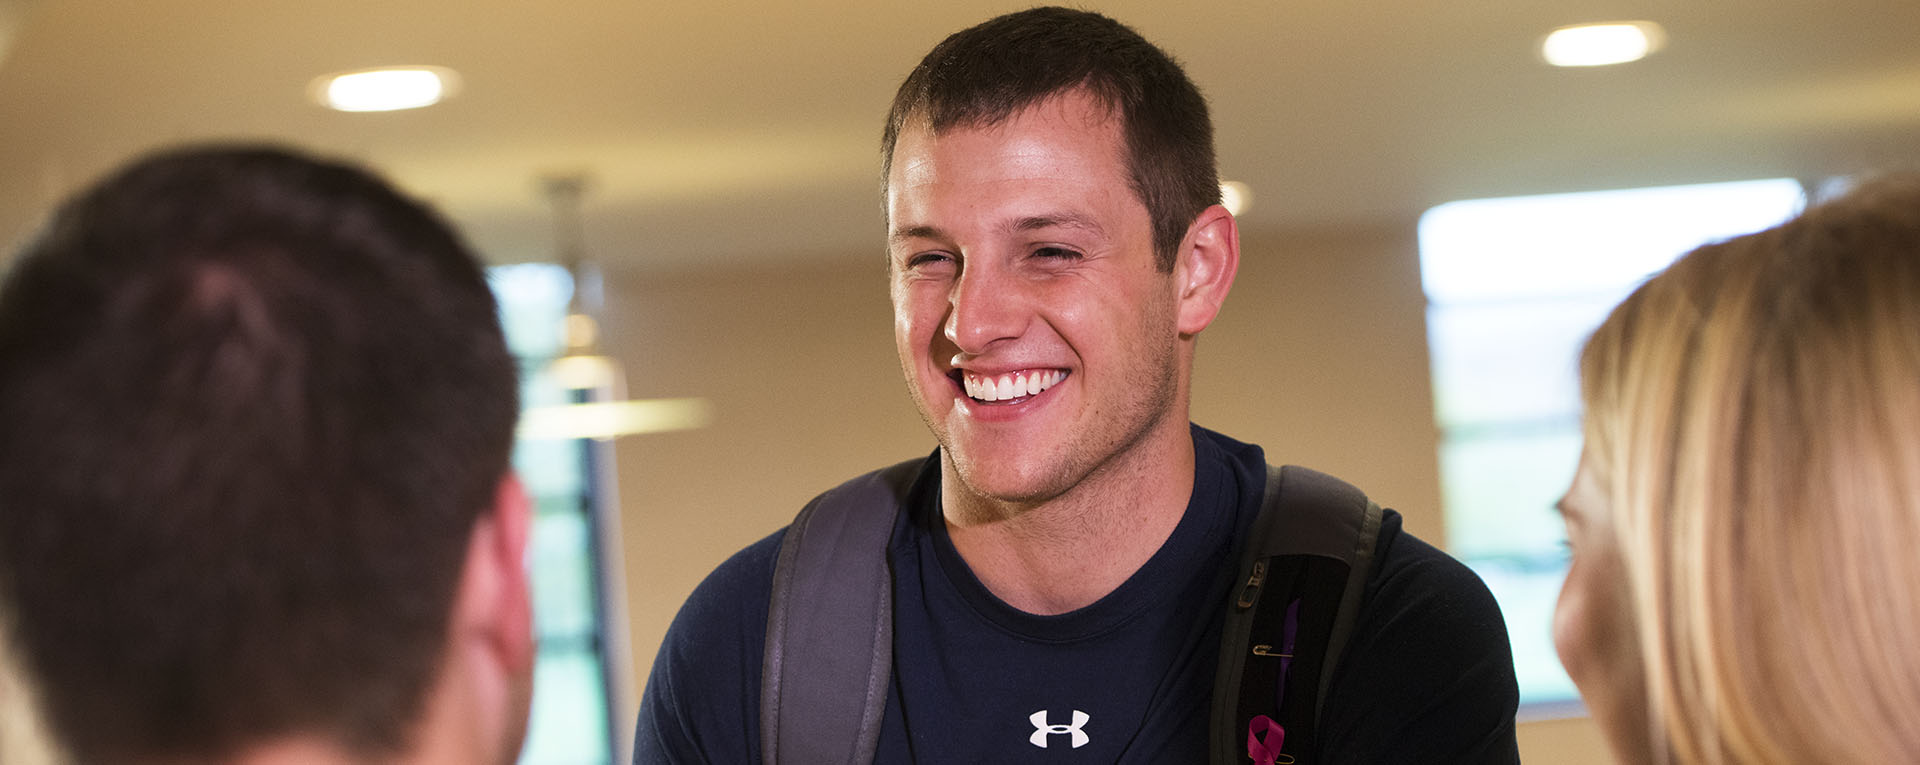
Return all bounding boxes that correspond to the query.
[882,7,1220,271]
[0,145,519,762]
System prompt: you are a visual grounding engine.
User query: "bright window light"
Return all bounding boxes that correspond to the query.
[1418,177,1806,712]
[489,261,622,764]
[1420,178,1805,305]
[313,67,459,112]
[1541,22,1665,67]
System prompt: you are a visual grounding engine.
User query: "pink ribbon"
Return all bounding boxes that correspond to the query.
[1247,714,1286,765]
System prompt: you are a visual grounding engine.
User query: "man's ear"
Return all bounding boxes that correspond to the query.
[1173,203,1240,337]
[456,474,536,680]
[424,474,534,763]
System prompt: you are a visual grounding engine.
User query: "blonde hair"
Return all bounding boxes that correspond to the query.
[1580,176,1920,763]
[1,610,65,765]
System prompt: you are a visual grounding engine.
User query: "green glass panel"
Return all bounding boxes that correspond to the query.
[1425,294,1618,429]
[489,263,573,359]
[1437,430,1582,561]
[514,436,585,500]
[1468,559,1578,704]
[530,510,600,641]
[520,648,612,765]
[493,263,613,764]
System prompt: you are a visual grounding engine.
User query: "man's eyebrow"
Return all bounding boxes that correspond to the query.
[889,224,945,246]
[889,214,1107,246]
[1012,213,1106,236]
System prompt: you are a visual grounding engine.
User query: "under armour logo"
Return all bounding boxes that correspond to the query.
[1028,710,1090,749]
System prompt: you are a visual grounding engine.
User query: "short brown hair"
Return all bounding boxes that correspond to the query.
[881,7,1219,271]
[0,146,519,762]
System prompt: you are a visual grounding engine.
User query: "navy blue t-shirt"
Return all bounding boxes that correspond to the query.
[634,426,1520,763]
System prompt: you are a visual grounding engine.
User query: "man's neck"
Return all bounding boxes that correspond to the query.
[943,422,1197,615]
[229,644,521,765]
[227,717,500,765]
[228,737,362,765]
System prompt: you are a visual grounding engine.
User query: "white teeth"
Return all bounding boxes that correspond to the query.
[962,369,1065,402]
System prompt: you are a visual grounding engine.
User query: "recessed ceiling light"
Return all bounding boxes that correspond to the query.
[1221,181,1253,216]
[311,66,460,112]
[1541,21,1665,67]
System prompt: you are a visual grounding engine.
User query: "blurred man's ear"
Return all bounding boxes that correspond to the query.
[445,474,536,762]
[481,474,535,679]
[1173,204,1240,337]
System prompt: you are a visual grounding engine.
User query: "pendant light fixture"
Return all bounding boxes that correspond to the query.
[517,174,710,440]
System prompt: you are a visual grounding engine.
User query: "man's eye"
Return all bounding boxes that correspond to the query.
[1033,246,1081,259]
[906,252,954,269]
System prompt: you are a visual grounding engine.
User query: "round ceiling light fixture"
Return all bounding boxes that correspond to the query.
[311,66,461,112]
[1541,21,1666,67]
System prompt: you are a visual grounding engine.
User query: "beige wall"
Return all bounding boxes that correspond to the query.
[600,221,1607,763]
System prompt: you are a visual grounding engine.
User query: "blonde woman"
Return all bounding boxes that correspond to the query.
[1556,176,1920,763]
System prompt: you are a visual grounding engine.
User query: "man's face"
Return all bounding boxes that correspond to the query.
[886,90,1186,506]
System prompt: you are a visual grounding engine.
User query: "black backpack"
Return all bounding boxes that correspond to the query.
[757,460,1382,765]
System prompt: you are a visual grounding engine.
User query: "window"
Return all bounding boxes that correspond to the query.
[491,263,625,764]
[1418,179,1806,712]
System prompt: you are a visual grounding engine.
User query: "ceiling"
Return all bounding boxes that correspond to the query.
[3,0,1918,274]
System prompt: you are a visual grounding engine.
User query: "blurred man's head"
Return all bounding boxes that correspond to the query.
[0,145,532,764]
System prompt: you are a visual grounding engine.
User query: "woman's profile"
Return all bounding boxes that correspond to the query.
[1557,176,1920,763]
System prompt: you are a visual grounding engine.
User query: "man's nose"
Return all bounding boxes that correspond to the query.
[944,263,1026,355]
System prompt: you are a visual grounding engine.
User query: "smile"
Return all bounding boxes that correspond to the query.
[959,369,1067,403]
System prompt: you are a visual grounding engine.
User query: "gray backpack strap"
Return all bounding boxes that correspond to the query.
[1269,464,1381,707]
[1210,463,1383,764]
[759,459,921,765]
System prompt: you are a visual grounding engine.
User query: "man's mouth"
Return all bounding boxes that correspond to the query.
[957,369,1067,403]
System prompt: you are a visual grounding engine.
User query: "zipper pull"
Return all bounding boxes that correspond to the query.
[1237,558,1267,609]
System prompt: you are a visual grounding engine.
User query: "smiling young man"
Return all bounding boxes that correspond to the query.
[635,8,1520,763]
